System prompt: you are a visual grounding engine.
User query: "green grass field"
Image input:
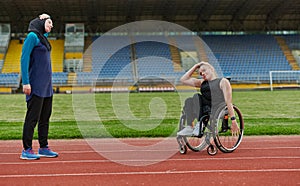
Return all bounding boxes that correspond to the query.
[0,90,299,139]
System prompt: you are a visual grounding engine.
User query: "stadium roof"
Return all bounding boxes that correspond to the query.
[0,0,299,34]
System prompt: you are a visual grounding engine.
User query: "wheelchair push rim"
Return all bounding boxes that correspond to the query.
[212,104,244,153]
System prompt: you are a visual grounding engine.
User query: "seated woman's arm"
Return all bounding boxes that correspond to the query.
[180,63,203,87]
[220,78,240,135]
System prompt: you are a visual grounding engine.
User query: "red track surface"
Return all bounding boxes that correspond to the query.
[0,136,299,185]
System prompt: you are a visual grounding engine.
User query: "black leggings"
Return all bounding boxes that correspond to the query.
[184,94,210,126]
[22,95,53,150]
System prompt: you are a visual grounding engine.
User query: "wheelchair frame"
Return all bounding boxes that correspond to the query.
[176,104,244,156]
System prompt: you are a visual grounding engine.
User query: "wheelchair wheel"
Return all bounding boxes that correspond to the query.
[176,135,187,154]
[179,144,187,154]
[178,112,208,152]
[212,104,244,153]
[207,144,218,156]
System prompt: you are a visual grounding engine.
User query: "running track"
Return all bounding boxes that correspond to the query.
[0,136,299,185]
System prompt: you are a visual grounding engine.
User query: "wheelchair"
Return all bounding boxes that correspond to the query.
[176,103,244,156]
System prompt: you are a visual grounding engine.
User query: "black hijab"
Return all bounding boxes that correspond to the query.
[28,17,51,51]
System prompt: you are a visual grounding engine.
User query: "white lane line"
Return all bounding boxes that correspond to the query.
[0,156,299,165]
[0,168,299,178]
[1,146,299,155]
[1,149,176,155]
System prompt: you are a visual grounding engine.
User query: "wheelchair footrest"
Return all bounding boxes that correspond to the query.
[193,122,205,138]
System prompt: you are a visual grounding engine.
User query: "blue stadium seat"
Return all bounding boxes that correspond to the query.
[90,36,134,82]
[52,72,68,85]
[81,34,298,85]
[0,73,20,87]
[202,34,292,82]
[133,36,184,81]
[280,34,300,50]
[76,72,97,85]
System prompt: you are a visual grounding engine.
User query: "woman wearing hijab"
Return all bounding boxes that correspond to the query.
[20,13,58,160]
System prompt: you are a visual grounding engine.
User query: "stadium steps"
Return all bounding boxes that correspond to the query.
[193,37,209,78]
[82,47,92,72]
[67,72,77,85]
[275,36,300,70]
[82,37,92,72]
[194,37,208,62]
[50,39,64,72]
[65,52,83,59]
[2,40,22,73]
[130,42,138,80]
[168,37,183,72]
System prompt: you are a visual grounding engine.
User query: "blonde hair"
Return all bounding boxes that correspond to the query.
[199,62,218,77]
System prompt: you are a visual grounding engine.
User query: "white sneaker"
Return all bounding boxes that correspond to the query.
[193,122,200,136]
[177,126,193,136]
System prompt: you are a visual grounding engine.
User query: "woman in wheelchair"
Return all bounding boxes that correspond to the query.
[177,61,240,136]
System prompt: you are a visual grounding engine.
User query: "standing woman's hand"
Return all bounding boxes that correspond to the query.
[23,84,31,95]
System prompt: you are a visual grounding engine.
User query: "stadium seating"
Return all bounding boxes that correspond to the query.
[280,34,300,50]
[79,36,134,84]
[202,34,292,82]
[0,34,299,92]
[1,40,22,73]
[76,72,97,85]
[134,36,185,82]
[75,34,300,85]
[171,35,198,52]
[0,73,20,87]
[49,39,64,72]
[52,72,68,85]
[135,40,173,78]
